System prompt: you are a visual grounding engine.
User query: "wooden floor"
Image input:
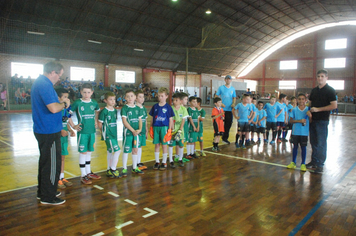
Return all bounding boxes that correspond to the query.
[0,111,356,235]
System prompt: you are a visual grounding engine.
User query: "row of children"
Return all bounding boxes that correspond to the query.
[56,84,208,187]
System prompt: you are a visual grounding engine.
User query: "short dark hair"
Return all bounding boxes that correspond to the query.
[81,83,93,91]
[104,92,116,100]
[189,96,197,102]
[196,97,202,104]
[297,93,307,99]
[317,69,328,76]
[257,101,264,105]
[180,92,188,99]
[213,97,221,104]
[44,61,64,74]
[279,93,287,100]
[290,96,296,100]
[135,90,144,96]
[55,88,68,98]
[172,93,180,99]
[125,89,135,95]
[243,94,250,98]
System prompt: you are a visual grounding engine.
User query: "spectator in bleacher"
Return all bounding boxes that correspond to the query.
[349,94,354,103]
[116,83,122,91]
[15,87,22,104]
[11,74,19,88]
[110,83,115,92]
[21,89,27,103]
[25,88,31,103]
[99,80,104,90]
[343,95,348,103]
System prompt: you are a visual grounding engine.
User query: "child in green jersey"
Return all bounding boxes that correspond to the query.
[98,92,121,178]
[121,90,143,176]
[55,88,76,189]
[169,93,189,167]
[196,97,206,157]
[180,93,190,162]
[135,90,148,171]
[186,96,200,159]
[71,83,101,185]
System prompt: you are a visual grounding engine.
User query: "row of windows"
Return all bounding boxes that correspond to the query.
[279,80,344,90]
[10,62,136,83]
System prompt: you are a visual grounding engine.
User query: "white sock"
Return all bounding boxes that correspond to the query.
[111,150,120,170]
[85,152,92,174]
[162,153,168,164]
[132,154,138,169]
[137,148,142,164]
[179,147,184,161]
[60,173,64,179]
[187,145,192,155]
[169,147,173,162]
[123,153,128,169]
[155,152,160,163]
[79,153,86,177]
[107,151,112,170]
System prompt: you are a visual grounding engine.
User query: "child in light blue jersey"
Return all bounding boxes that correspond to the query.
[233,94,253,149]
[287,93,312,172]
[256,101,267,144]
[276,94,288,142]
[249,97,258,144]
[286,97,297,141]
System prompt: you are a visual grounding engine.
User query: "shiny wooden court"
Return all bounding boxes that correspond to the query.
[0,110,356,235]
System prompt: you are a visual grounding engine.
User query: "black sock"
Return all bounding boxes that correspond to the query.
[266,131,269,140]
[235,134,240,143]
[242,135,245,144]
[277,130,282,139]
[273,131,277,140]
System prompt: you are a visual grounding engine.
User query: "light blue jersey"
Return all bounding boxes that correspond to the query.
[256,109,267,128]
[290,106,309,136]
[234,103,252,122]
[264,103,277,122]
[287,104,294,121]
[276,102,287,122]
[251,104,258,123]
[216,85,236,112]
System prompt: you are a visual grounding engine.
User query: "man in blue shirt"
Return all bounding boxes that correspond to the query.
[32,61,71,205]
[215,75,236,144]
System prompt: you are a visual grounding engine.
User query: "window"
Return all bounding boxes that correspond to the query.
[244,80,257,92]
[70,67,95,81]
[11,62,43,79]
[325,38,347,50]
[327,80,344,90]
[115,70,135,83]
[279,60,298,70]
[324,58,346,68]
[279,80,296,90]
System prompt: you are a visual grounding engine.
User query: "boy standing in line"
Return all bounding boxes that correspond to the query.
[71,83,101,185]
[287,93,312,171]
[196,97,206,156]
[135,90,148,171]
[264,96,281,145]
[233,94,253,149]
[98,92,121,178]
[170,93,188,167]
[286,97,297,141]
[212,97,225,151]
[121,90,143,176]
[56,88,75,189]
[149,87,174,170]
[180,93,191,162]
[276,94,288,142]
[249,97,258,144]
[186,96,200,158]
[256,101,267,144]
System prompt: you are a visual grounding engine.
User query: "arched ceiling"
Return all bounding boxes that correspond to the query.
[1,0,356,77]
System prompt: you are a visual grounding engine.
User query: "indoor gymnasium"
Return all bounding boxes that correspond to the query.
[1,1,356,235]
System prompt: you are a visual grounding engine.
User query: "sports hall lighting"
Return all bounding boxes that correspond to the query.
[172,0,178,2]
[87,40,102,44]
[27,31,45,36]
[239,21,356,77]
[134,48,144,52]
[206,9,212,14]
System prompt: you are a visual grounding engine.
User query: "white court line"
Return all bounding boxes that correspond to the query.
[93,185,104,190]
[64,170,76,177]
[124,199,137,205]
[108,191,119,197]
[0,139,14,148]
[92,232,105,236]
[142,207,158,218]
[115,221,134,229]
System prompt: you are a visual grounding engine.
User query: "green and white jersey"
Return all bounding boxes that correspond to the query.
[183,106,190,134]
[98,107,118,140]
[138,105,147,134]
[61,109,68,131]
[172,105,189,139]
[71,99,100,134]
[187,107,200,132]
[121,104,142,136]
[198,108,206,133]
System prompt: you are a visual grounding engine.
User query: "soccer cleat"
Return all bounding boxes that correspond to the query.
[170,162,176,169]
[264,139,268,144]
[81,175,92,185]
[256,140,261,144]
[37,191,61,200]
[112,169,122,178]
[153,162,160,170]
[212,147,218,151]
[250,140,256,145]
[314,166,323,173]
[300,164,307,172]
[182,157,190,162]
[282,138,288,142]
[192,153,198,159]
[87,172,101,180]
[277,139,282,143]
[242,145,246,149]
[58,180,66,189]
[306,162,316,169]
[122,169,128,177]
[216,147,221,151]
[186,154,193,159]
[137,163,147,170]
[235,143,240,148]
[178,160,184,167]
[61,178,73,186]
[194,151,199,156]
[270,141,275,145]
[159,163,167,171]
[200,151,206,157]
[40,197,66,205]
[174,157,179,163]
[132,167,144,174]
[106,169,114,178]
[287,162,296,169]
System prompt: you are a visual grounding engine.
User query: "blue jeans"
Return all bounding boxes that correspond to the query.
[309,120,329,167]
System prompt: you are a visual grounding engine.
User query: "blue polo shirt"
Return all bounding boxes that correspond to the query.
[216,85,236,112]
[31,75,62,134]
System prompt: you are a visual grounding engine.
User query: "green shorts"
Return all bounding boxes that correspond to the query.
[77,133,96,153]
[105,138,120,153]
[61,136,69,156]
[197,132,203,142]
[169,139,184,147]
[153,126,169,145]
[184,130,189,143]
[123,135,140,153]
[188,132,198,143]
[139,134,146,147]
